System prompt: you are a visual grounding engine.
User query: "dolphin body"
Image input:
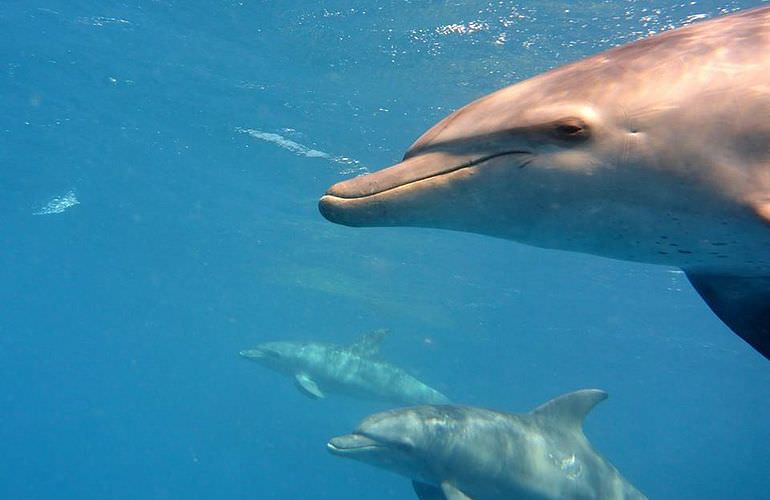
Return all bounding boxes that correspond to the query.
[319,7,770,360]
[328,389,646,500]
[239,330,449,405]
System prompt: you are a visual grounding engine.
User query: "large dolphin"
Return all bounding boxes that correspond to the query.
[328,389,646,500]
[239,330,450,405]
[319,7,770,360]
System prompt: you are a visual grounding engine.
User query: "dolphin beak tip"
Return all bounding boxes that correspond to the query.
[317,194,336,221]
[326,438,344,455]
[326,436,352,455]
[318,193,359,226]
[323,180,348,198]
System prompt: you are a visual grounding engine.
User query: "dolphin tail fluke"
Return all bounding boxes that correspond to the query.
[685,271,770,360]
[531,389,607,433]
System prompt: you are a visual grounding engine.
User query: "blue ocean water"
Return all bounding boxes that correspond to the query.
[2,0,769,498]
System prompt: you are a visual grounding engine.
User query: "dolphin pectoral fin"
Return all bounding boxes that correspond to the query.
[685,271,770,360]
[440,482,472,500]
[411,480,473,500]
[412,481,446,500]
[294,373,325,399]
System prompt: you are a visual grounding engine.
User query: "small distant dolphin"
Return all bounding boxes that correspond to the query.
[328,389,646,500]
[319,7,770,360]
[239,330,449,405]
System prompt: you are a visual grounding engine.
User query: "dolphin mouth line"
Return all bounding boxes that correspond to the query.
[325,150,532,200]
[326,442,382,452]
[239,349,265,359]
[327,432,384,454]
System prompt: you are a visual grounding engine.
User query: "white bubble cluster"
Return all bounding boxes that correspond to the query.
[236,127,368,175]
[33,190,80,215]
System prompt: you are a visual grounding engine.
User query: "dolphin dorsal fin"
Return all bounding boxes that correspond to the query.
[349,328,389,357]
[531,389,608,432]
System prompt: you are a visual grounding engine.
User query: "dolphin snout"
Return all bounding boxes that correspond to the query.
[319,153,457,226]
[319,149,529,227]
[324,154,441,200]
[327,433,380,456]
[326,151,460,199]
[239,349,263,359]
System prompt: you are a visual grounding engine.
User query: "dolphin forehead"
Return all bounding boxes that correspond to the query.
[408,7,770,156]
[356,405,497,440]
[355,406,438,437]
[404,86,602,160]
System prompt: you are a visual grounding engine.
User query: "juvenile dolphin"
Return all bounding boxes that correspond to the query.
[239,330,449,405]
[319,7,770,360]
[328,389,646,500]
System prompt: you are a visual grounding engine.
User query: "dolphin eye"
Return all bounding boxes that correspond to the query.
[551,118,589,141]
[556,123,582,135]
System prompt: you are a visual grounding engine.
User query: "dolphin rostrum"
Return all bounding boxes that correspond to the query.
[328,389,646,500]
[239,330,450,405]
[319,7,770,360]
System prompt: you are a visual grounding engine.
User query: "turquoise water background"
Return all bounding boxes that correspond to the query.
[2,1,769,498]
